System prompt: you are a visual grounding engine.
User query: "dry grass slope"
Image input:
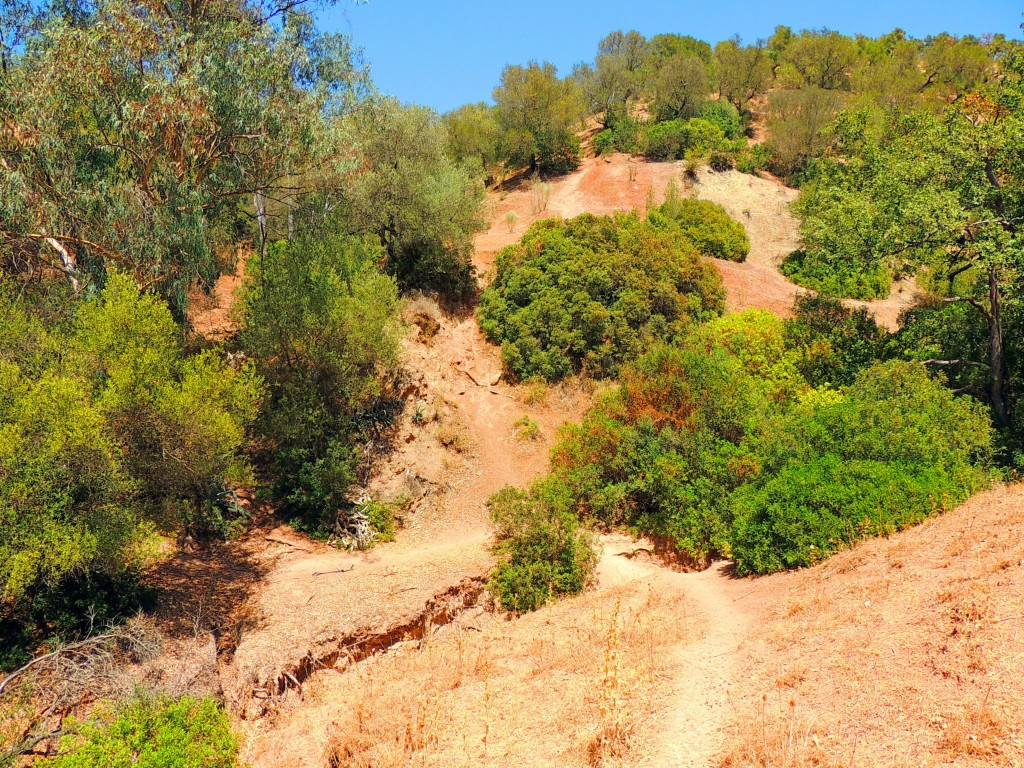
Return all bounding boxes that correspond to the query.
[720,484,1024,768]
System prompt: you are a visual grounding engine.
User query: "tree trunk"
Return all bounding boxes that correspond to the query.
[253,189,268,259]
[988,266,1008,428]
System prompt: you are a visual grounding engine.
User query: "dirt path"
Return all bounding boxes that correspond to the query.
[647,563,752,768]
[598,540,758,768]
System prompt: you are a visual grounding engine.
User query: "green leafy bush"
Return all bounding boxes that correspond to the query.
[643,118,727,161]
[477,213,724,382]
[784,294,889,387]
[539,315,994,574]
[780,249,892,299]
[594,117,643,156]
[487,482,597,614]
[698,100,745,140]
[549,326,777,566]
[536,129,583,175]
[0,274,259,610]
[649,197,750,262]
[729,362,995,573]
[362,499,399,543]
[239,234,401,533]
[734,143,772,175]
[44,694,240,768]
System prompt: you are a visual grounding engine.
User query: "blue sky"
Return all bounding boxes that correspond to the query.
[318,0,1022,113]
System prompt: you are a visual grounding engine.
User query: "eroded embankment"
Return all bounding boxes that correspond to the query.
[267,576,487,698]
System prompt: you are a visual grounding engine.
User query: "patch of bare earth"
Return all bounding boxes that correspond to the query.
[475,155,913,329]
[719,484,1024,768]
[246,535,770,768]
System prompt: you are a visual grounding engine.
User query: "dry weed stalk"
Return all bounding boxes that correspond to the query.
[588,599,631,766]
[720,694,839,768]
[530,178,553,215]
[0,617,162,763]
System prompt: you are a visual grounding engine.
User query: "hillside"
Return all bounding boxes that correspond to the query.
[474,154,914,329]
[179,157,1020,768]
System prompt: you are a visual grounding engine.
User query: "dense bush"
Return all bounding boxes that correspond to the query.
[536,129,583,175]
[643,118,727,161]
[698,100,745,140]
[537,310,995,574]
[43,694,240,768]
[649,196,750,262]
[477,213,724,381]
[594,117,644,156]
[780,248,892,299]
[730,362,994,573]
[784,294,889,387]
[239,234,401,533]
[487,482,597,613]
[0,275,259,611]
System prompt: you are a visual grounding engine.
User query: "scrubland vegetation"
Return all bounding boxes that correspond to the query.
[1,0,1022,762]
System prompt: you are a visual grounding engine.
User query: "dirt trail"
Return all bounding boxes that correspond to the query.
[598,540,759,768]
[646,564,752,768]
[180,154,813,766]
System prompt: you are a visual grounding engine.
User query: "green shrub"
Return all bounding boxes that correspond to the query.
[549,341,771,566]
[730,361,995,574]
[536,129,582,175]
[239,234,401,533]
[44,693,240,768]
[643,120,689,161]
[784,294,889,387]
[594,117,643,156]
[649,197,750,262]
[0,274,259,612]
[540,326,994,574]
[698,100,745,140]
[708,150,735,171]
[362,499,398,543]
[734,143,772,175]
[594,129,616,156]
[477,213,724,382]
[487,482,597,613]
[780,249,891,299]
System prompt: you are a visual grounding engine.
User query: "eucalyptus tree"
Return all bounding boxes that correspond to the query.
[0,0,366,316]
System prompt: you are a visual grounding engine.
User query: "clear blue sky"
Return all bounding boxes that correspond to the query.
[318,0,1022,113]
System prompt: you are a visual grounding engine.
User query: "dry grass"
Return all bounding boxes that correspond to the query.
[402,294,442,344]
[719,485,1024,768]
[436,420,470,453]
[319,580,699,768]
[719,695,844,768]
[938,696,1011,764]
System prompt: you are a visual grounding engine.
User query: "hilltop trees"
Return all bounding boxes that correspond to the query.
[574,30,650,128]
[493,61,586,174]
[714,38,774,117]
[795,53,1024,429]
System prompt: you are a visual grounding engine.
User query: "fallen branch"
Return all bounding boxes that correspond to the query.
[264,534,313,552]
[313,566,355,577]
